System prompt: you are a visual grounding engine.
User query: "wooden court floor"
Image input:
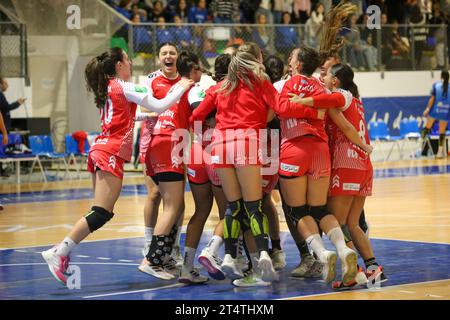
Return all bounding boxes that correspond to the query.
[1,158,449,300]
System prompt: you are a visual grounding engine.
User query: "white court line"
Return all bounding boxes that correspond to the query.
[370,237,450,246]
[76,255,90,258]
[277,278,450,300]
[82,283,184,299]
[0,262,138,267]
[427,294,444,298]
[96,257,111,260]
[399,290,416,294]
[118,259,134,263]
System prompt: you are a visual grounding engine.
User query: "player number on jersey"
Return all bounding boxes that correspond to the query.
[102,98,114,125]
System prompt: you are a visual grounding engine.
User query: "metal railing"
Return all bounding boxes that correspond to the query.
[0,21,28,79]
[118,22,449,74]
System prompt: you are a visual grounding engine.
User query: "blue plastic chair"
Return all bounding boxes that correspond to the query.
[29,135,70,178]
[369,120,401,161]
[65,135,90,178]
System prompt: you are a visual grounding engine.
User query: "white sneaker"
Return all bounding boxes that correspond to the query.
[270,248,286,271]
[198,248,225,280]
[138,258,175,280]
[41,247,70,285]
[340,247,358,285]
[258,251,278,282]
[233,270,271,287]
[436,146,446,159]
[142,242,151,258]
[321,250,337,283]
[179,267,209,284]
[221,254,244,280]
[162,256,181,277]
[171,245,183,267]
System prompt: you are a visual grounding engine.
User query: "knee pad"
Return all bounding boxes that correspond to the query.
[224,200,243,240]
[85,206,114,233]
[286,205,309,227]
[310,205,329,222]
[341,225,353,244]
[244,199,269,236]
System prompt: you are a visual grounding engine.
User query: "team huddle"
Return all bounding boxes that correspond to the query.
[41,3,387,290]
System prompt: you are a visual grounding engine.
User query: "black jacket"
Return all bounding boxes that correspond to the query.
[0,91,20,132]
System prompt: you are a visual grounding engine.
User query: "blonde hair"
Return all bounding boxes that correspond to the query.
[218,43,268,95]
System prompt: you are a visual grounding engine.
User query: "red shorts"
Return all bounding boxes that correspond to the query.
[146,135,186,175]
[208,137,262,169]
[329,167,373,197]
[262,174,279,195]
[279,135,331,179]
[87,150,125,179]
[187,142,221,186]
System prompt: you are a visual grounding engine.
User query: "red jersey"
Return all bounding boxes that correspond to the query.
[192,78,276,134]
[326,89,371,170]
[91,79,144,161]
[276,75,328,143]
[150,73,191,136]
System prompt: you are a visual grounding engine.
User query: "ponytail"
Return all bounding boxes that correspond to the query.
[442,70,449,99]
[85,47,124,109]
[330,63,360,98]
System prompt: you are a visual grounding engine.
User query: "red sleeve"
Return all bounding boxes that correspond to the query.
[261,80,278,110]
[190,88,217,124]
[312,92,346,109]
[274,78,319,119]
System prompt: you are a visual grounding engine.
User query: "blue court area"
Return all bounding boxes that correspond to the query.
[1,233,449,300]
[1,164,450,205]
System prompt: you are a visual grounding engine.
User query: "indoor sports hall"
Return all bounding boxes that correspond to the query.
[0,0,449,301]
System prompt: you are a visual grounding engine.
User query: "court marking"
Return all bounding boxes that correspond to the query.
[82,283,184,299]
[279,278,450,300]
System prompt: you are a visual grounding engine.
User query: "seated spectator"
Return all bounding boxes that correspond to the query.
[255,0,274,24]
[239,0,260,23]
[115,0,133,20]
[210,0,240,24]
[151,0,168,23]
[252,14,272,54]
[169,0,189,22]
[304,2,324,49]
[131,3,148,22]
[275,12,300,60]
[344,14,367,70]
[172,15,193,50]
[132,14,152,53]
[188,0,209,23]
[273,0,294,24]
[392,20,410,58]
[156,16,175,44]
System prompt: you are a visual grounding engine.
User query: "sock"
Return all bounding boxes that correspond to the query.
[271,238,281,251]
[175,226,182,248]
[327,227,348,254]
[146,235,172,266]
[306,234,327,262]
[237,235,245,257]
[183,246,196,270]
[55,237,76,257]
[364,257,379,269]
[250,252,259,273]
[144,227,154,243]
[296,240,311,258]
[206,235,223,255]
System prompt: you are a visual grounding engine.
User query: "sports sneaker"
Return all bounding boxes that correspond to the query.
[142,241,151,258]
[236,254,248,272]
[171,245,183,267]
[270,248,286,271]
[41,247,70,285]
[179,267,209,285]
[321,250,337,283]
[308,259,324,278]
[258,251,278,282]
[198,248,225,280]
[162,256,180,277]
[233,270,271,287]
[332,267,368,290]
[291,254,315,278]
[436,146,446,159]
[221,254,244,280]
[138,258,175,280]
[340,247,358,285]
[365,265,388,285]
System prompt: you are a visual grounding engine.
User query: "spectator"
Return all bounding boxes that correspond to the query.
[292,0,311,24]
[156,16,175,44]
[304,2,324,49]
[188,0,209,23]
[210,0,240,23]
[151,0,168,23]
[344,14,367,70]
[380,13,394,68]
[391,20,411,58]
[115,0,133,19]
[275,12,300,60]
[409,1,428,67]
[132,14,152,53]
[170,0,189,22]
[239,0,260,23]
[172,15,193,50]
[0,77,26,133]
[255,0,274,25]
[429,2,447,68]
[319,0,332,14]
[131,3,148,21]
[273,0,294,24]
[252,14,271,54]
